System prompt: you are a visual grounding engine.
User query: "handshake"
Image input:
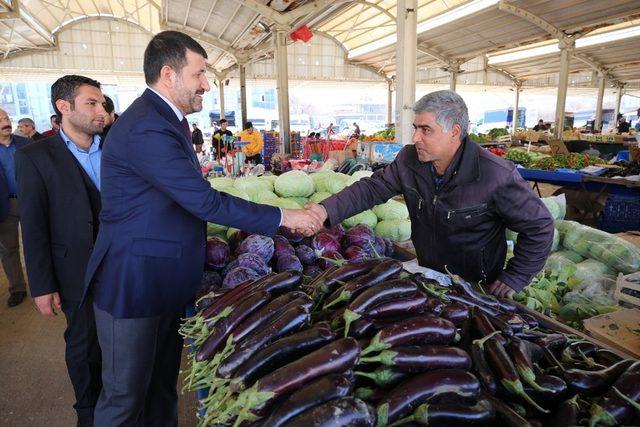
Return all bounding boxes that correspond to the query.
[281,203,329,237]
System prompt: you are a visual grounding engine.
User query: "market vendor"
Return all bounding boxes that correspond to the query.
[306,90,555,298]
[240,121,263,164]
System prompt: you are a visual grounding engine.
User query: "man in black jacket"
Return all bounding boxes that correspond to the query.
[15,74,107,427]
[307,90,554,298]
[191,122,204,153]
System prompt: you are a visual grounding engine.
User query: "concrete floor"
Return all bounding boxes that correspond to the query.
[0,268,198,427]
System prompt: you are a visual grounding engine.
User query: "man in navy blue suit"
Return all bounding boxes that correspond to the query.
[84,31,322,426]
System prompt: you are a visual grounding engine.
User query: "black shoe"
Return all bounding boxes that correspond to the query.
[7,291,26,307]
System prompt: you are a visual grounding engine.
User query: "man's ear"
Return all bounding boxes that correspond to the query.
[450,123,462,141]
[54,99,71,116]
[159,65,176,88]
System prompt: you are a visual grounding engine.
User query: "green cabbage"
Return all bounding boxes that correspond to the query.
[207,223,228,237]
[250,190,279,203]
[372,199,409,221]
[375,219,412,242]
[209,177,234,190]
[234,176,273,193]
[274,170,314,197]
[285,197,309,208]
[342,210,378,229]
[264,198,303,209]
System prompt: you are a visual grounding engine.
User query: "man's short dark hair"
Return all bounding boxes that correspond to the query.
[143,31,208,85]
[51,75,101,119]
[220,119,227,124]
[104,95,115,114]
[50,114,57,121]
[245,122,253,130]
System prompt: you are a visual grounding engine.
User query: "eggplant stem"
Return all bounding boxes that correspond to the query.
[588,403,618,427]
[342,309,362,338]
[419,282,450,302]
[472,331,501,349]
[387,415,414,427]
[323,290,350,310]
[361,333,387,356]
[502,378,549,414]
[612,386,640,414]
[518,366,555,393]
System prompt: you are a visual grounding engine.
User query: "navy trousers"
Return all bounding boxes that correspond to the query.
[93,304,183,427]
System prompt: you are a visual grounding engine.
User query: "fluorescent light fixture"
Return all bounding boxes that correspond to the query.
[348,0,499,59]
[487,24,640,64]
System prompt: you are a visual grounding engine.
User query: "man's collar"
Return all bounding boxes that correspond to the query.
[147,87,184,121]
[59,127,101,153]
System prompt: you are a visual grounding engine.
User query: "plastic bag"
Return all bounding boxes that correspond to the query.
[573,259,616,284]
[556,220,640,274]
[541,194,567,221]
[545,250,584,272]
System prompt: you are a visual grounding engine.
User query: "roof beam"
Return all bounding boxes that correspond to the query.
[487,64,519,83]
[182,0,192,27]
[164,22,238,62]
[497,1,565,41]
[199,0,219,33]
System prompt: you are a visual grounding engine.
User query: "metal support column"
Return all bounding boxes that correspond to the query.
[554,41,573,140]
[386,78,393,125]
[512,82,521,133]
[594,74,605,131]
[449,65,459,92]
[613,84,624,125]
[239,64,248,129]
[395,0,417,145]
[219,78,226,121]
[275,27,291,153]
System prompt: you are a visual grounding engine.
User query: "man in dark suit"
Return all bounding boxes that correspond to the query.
[83,31,322,426]
[16,75,107,427]
[0,108,30,307]
[191,122,204,153]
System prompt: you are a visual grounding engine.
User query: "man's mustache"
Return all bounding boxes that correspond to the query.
[1,125,11,131]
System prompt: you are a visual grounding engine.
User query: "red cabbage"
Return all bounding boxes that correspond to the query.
[279,227,304,243]
[344,245,368,263]
[276,254,303,273]
[324,224,346,241]
[223,253,271,276]
[222,267,260,289]
[295,244,316,266]
[383,238,394,257]
[237,234,274,263]
[312,232,341,255]
[274,235,296,258]
[228,230,250,252]
[317,251,344,270]
[345,224,375,249]
[205,237,231,270]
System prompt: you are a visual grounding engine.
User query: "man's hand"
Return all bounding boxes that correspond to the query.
[34,292,62,316]
[304,203,328,225]
[488,280,515,299]
[282,208,324,237]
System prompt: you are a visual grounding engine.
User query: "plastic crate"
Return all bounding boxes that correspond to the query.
[598,193,640,233]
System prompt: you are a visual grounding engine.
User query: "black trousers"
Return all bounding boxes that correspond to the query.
[62,298,102,425]
[93,304,183,427]
[246,153,262,165]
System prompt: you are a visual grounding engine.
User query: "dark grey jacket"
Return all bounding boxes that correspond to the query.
[321,138,554,292]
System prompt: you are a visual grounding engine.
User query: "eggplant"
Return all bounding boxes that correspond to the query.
[446,292,500,317]
[489,315,515,337]
[564,359,636,396]
[589,360,640,426]
[497,297,518,313]
[440,302,469,326]
[310,259,385,299]
[423,297,446,315]
[263,374,353,427]
[471,340,498,394]
[361,316,456,356]
[482,391,533,427]
[231,291,310,343]
[518,313,540,329]
[482,336,548,413]
[235,338,361,420]
[507,337,553,393]
[470,307,506,344]
[195,290,270,362]
[355,367,408,388]
[515,329,549,341]
[448,271,500,309]
[230,324,336,391]
[286,397,376,427]
[201,275,270,320]
[366,293,427,319]
[403,399,495,426]
[323,259,403,309]
[216,304,310,378]
[523,374,568,404]
[521,339,544,364]
[547,395,580,427]
[535,333,567,351]
[594,349,624,367]
[359,345,471,372]
[496,312,527,333]
[355,387,386,403]
[376,369,481,425]
[342,279,417,335]
[348,318,376,339]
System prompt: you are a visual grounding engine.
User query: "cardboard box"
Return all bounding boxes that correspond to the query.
[548,139,570,155]
[328,150,349,164]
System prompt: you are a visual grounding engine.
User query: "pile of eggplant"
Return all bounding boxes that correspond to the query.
[181,257,640,426]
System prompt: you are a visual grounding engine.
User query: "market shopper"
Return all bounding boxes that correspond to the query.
[17,117,45,141]
[212,118,233,159]
[15,74,107,427]
[306,90,555,299]
[191,122,204,153]
[100,95,118,140]
[533,119,548,131]
[240,121,263,164]
[82,30,322,427]
[0,108,30,307]
[42,114,61,137]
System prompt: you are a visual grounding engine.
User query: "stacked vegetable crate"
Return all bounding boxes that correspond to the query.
[182,242,640,426]
[261,131,278,170]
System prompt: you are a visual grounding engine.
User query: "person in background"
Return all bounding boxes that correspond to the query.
[617,116,630,134]
[240,121,263,164]
[0,108,31,307]
[533,119,548,131]
[306,90,554,300]
[327,122,335,137]
[212,118,233,159]
[17,118,45,141]
[191,123,204,153]
[42,114,61,137]
[100,95,119,141]
[353,122,361,138]
[16,74,107,427]
[83,31,322,427]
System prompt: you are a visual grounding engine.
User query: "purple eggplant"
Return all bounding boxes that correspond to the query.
[523,374,568,405]
[440,302,469,326]
[361,316,456,356]
[518,313,540,329]
[230,324,336,391]
[588,360,640,426]
[201,275,270,320]
[400,399,495,426]
[594,349,624,367]
[217,304,310,378]
[263,374,353,427]
[564,359,636,396]
[547,395,580,427]
[470,307,506,344]
[483,391,533,427]
[365,293,427,319]
[448,271,501,309]
[535,333,567,351]
[342,279,417,336]
[359,345,471,372]
[507,337,554,393]
[471,340,497,394]
[348,318,376,339]
[195,290,270,362]
[423,297,446,315]
[446,292,500,317]
[376,369,481,425]
[355,387,386,403]
[285,397,375,427]
[308,259,385,300]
